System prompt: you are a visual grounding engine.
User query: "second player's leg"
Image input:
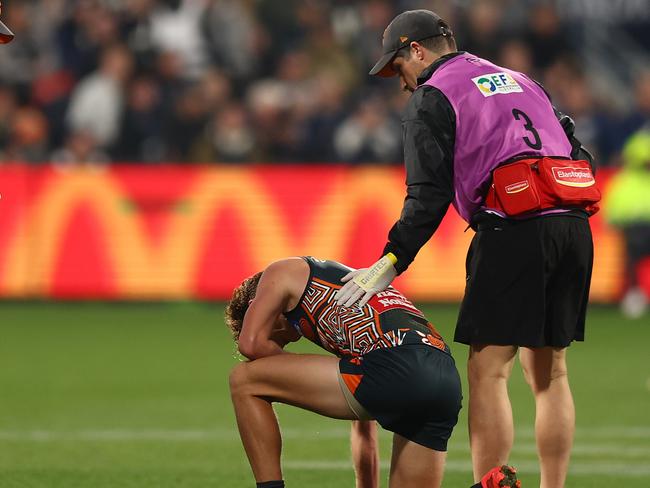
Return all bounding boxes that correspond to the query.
[229,354,356,483]
[388,433,446,488]
[520,346,574,488]
[467,344,518,481]
[351,420,380,488]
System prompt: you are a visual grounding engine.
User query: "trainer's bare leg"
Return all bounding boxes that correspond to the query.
[520,347,574,488]
[389,433,446,488]
[229,354,356,483]
[467,344,518,481]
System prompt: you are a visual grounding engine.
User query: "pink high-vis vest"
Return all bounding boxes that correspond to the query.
[420,53,572,222]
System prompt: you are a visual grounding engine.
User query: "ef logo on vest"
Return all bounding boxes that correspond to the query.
[472,72,523,97]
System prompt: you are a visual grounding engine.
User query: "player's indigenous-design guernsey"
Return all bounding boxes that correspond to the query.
[283,257,449,358]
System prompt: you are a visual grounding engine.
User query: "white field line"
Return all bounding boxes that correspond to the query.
[0,430,648,477]
[284,459,650,477]
[0,426,648,442]
[0,429,649,458]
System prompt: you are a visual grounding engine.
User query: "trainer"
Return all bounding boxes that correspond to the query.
[335,10,597,488]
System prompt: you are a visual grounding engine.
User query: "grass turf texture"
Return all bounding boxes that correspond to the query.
[0,302,648,487]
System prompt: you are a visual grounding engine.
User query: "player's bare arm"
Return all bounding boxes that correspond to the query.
[237,259,304,360]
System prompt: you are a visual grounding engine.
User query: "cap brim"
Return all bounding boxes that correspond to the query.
[0,21,14,44]
[369,51,398,77]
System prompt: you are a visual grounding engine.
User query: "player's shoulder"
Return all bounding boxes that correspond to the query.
[264,257,308,278]
[262,257,310,299]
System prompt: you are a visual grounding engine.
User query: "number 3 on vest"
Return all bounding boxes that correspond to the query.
[512,108,542,150]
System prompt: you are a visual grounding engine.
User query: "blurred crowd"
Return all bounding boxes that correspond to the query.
[0,0,649,166]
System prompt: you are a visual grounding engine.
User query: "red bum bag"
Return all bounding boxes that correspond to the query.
[485,157,601,217]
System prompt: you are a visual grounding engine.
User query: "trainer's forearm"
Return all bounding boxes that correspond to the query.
[351,420,379,488]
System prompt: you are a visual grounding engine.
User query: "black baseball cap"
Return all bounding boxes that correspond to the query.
[369,10,450,77]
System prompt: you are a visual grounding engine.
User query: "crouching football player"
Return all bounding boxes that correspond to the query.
[226,256,520,488]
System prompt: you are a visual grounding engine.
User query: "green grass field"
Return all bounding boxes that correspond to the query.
[0,302,648,487]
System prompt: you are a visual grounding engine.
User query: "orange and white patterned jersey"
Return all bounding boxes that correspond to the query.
[283,257,449,357]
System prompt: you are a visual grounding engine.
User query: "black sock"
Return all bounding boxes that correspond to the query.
[470,483,482,488]
[256,481,284,488]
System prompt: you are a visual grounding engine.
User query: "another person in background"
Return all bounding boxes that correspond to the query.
[0,85,17,149]
[336,10,597,488]
[113,75,163,162]
[333,95,401,164]
[191,102,255,163]
[56,1,121,79]
[245,78,298,162]
[455,0,502,61]
[50,130,109,168]
[0,1,38,92]
[201,0,259,83]
[148,0,208,80]
[66,44,133,150]
[523,3,572,71]
[0,3,15,44]
[497,39,534,78]
[605,128,650,318]
[2,106,49,162]
[299,72,347,162]
[162,84,209,161]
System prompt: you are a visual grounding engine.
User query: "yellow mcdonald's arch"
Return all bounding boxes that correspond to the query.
[0,168,421,297]
[0,166,623,300]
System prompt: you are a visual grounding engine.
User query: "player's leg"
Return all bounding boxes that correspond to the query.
[351,420,379,488]
[229,354,356,483]
[388,433,446,488]
[519,346,573,488]
[467,344,518,481]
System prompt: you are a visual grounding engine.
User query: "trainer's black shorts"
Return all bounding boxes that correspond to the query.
[455,213,594,348]
[338,344,462,451]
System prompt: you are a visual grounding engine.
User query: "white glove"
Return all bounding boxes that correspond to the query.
[335,253,398,308]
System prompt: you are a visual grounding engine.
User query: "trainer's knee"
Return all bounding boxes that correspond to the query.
[468,363,509,385]
[520,353,569,393]
[467,347,515,383]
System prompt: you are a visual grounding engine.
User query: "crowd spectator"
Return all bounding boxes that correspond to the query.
[3,106,49,162]
[0,86,17,149]
[66,44,133,149]
[51,130,110,167]
[113,75,164,162]
[0,0,647,166]
[333,95,401,163]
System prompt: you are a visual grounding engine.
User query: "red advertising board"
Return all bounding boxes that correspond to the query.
[0,164,635,301]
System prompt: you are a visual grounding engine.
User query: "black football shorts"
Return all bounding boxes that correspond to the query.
[455,213,594,348]
[338,344,462,451]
